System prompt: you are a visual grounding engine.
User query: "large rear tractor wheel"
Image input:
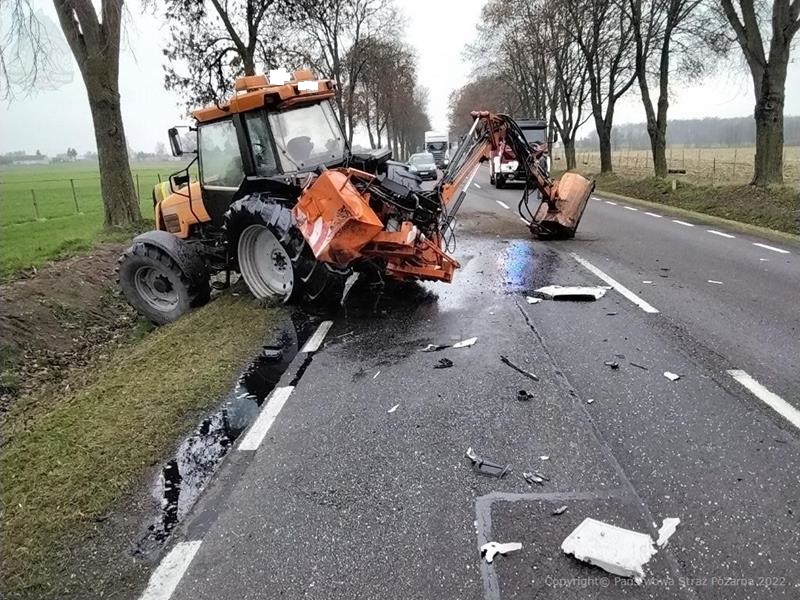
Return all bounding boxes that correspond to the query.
[118,241,210,325]
[225,197,350,305]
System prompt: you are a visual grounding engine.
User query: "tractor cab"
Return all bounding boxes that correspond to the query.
[159,71,354,234]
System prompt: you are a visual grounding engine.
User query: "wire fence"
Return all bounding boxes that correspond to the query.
[552,145,800,187]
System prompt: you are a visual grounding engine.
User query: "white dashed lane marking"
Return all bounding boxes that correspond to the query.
[644,212,663,218]
[752,242,790,254]
[707,229,735,239]
[605,200,617,205]
[496,200,510,210]
[672,219,695,227]
[623,206,639,211]
[570,253,660,314]
[728,370,800,431]
[139,541,202,600]
[238,386,295,451]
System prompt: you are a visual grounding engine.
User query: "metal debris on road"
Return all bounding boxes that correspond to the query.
[604,360,620,370]
[552,505,568,516]
[516,389,533,401]
[387,404,399,413]
[373,370,381,379]
[535,285,610,301]
[606,311,618,316]
[629,361,649,371]
[656,518,680,547]
[523,471,547,485]
[422,343,450,352]
[453,336,478,348]
[500,355,539,381]
[561,518,657,582]
[525,296,542,304]
[465,447,510,478]
[481,541,522,563]
[663,371,681,381]
[434,358,454,369]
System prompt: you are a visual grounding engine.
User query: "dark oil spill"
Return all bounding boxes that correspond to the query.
[133,310,318,557]
[499,241,561,294]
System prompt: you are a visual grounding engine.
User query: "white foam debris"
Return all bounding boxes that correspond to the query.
[525,296,542,304]
[656,518,680,547]
[535,285,611,300]
[664,371,681,381]
[561,518,657,582]
[387,404,399,414]
[453,337,478,348]
[481,541,522,563]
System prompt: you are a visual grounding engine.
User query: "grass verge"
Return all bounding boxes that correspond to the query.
[588,172,799,234]
[1,294,277,598]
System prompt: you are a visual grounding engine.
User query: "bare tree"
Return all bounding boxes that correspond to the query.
[627,0,707,177]
[448,75,516,135]
[718,0,800,186]
[290,0,398,144]
[2,0,141,227]
[163,0,290,109]
[563,0,638,173]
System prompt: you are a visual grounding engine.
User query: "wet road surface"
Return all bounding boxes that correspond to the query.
[143,166,800,600]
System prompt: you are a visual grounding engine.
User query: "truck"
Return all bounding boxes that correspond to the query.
[424,131,450,169]
[489,118,552,188]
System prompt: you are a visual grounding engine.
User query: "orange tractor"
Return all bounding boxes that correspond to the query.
[118,71,594,324]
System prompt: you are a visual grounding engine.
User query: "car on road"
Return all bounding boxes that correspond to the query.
[407,152,438,181]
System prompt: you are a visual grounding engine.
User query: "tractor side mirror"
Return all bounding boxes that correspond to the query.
[168,127,183,157]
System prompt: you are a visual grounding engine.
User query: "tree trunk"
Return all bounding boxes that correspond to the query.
[752,67,785,186]
[597,123,613,173]
[564,138,577,170]
[86,78,140,228]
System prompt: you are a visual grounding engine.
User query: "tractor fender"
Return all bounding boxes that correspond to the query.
[130,230,208,284]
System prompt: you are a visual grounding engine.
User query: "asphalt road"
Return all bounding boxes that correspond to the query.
[146,166,800,600]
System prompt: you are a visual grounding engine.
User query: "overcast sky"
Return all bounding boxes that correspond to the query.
[1,0,798,156]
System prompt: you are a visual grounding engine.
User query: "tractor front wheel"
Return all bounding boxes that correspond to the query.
[225,197,350,305]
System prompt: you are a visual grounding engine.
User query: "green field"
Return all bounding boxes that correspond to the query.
[0,161,191,278]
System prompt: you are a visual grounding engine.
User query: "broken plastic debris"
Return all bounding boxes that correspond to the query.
[642,280,653,284]
[561,518,657,582]
[523,471,546,485]
[516,389,533,401]
[525,296,542,304]
[656,517,680,547]
[480,541,522,563]
[540,455,550,460]
[604,360,620,370]
[452,336,478,348]
[552,505,568,515]
[586,398,595,404]
[500,355,539,381]
[535,285,610,301]
[708,280,723,285]
[387,404,399,413]
[465,447,510,478]
[373,370,380,379]
[422,343,449,352]
[434,358,454,369]
[663,371,681,381]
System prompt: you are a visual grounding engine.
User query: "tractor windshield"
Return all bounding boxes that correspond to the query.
[521,128,546,145]
[268,101,345,173]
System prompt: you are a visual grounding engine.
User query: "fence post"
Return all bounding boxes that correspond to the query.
[712,157,716,186]
[31,189,41,220]
[135,173,141,200]
[157,173,162,183]
[682,148,685,170]
[733,147,738,179]
[69,178,80,213]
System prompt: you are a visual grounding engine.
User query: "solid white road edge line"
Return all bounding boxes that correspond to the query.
[605,200,617,205]
[645,212,663,218]
[707,229,735,239]
[238,386,295,451]
[727,370,800,431]
[752,242,790,254]
[672,219,694,227]
[623,206,639,211]
[570,253,660,314]
[300,320,333,353]
[496,200,510,210]
[139,541,202,600]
